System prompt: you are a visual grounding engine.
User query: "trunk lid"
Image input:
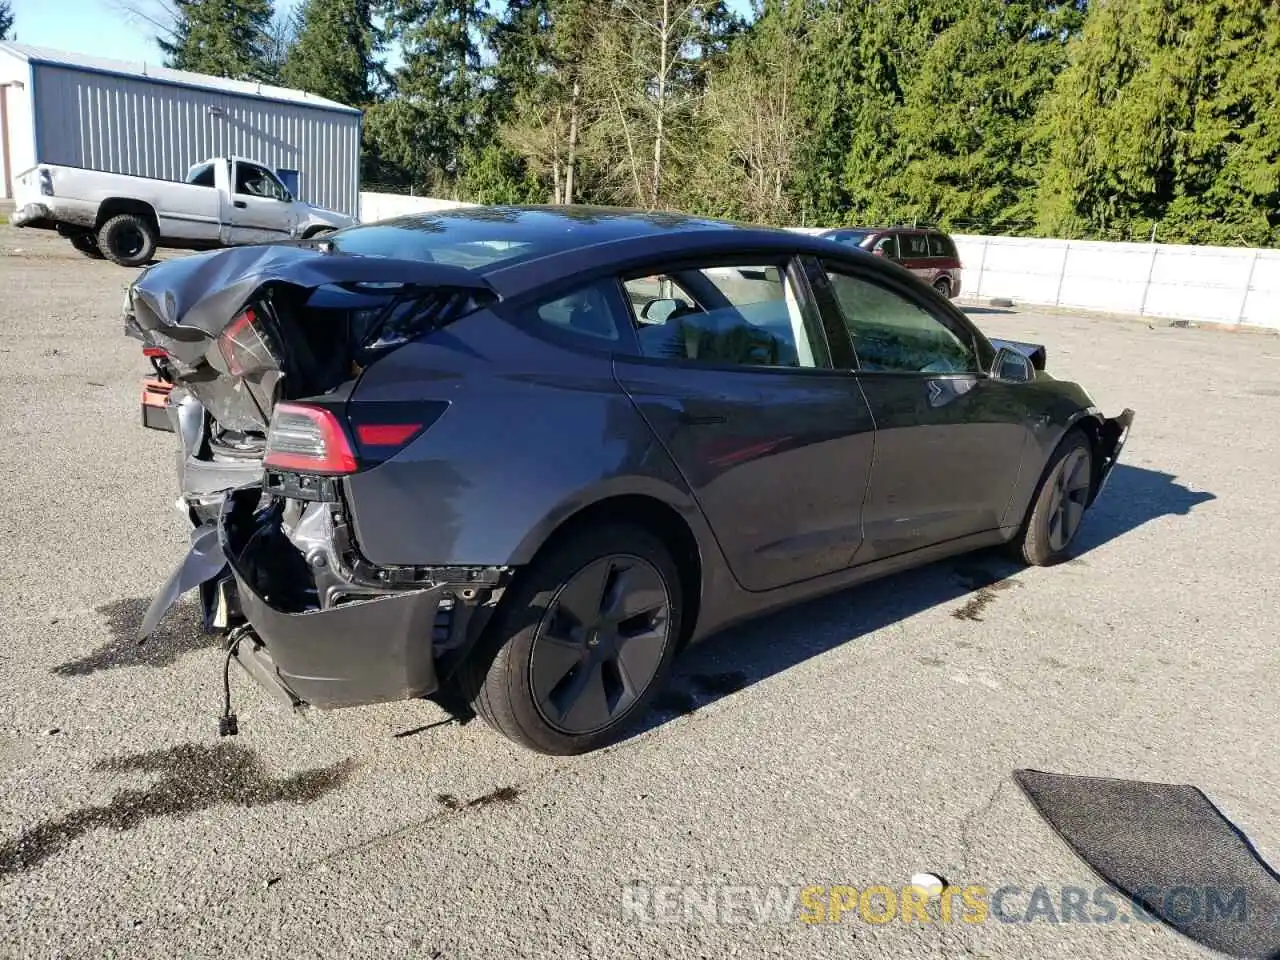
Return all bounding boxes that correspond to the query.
[124,244,495,437]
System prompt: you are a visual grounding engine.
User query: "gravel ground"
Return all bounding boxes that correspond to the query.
[0,225,1276,960]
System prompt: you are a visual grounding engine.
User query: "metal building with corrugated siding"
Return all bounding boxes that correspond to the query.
[0,42,360,215]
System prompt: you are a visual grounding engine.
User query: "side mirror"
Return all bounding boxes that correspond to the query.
[640,298,682,324]
[992,346,1035,383]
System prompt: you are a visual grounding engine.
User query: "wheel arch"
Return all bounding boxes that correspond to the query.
[510,486,706,648]
[95,198,160,235]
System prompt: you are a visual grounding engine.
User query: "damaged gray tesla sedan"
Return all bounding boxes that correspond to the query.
[127,206,1134,755]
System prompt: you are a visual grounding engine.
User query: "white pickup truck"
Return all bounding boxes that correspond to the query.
[11,156,356,267]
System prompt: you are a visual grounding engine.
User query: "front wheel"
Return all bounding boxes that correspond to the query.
[1013,430,1094,566]
[463,524,683,755]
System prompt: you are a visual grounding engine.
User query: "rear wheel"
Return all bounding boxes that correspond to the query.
[1014,430,1093,566]
[68,233,104,259]
[97,214,157,267]
[464,524,682,755]
[933,277,952,298]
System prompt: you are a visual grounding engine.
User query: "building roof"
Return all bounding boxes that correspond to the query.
[0,42,361,115]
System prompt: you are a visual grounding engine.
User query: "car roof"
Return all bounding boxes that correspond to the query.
[332,205,868,299]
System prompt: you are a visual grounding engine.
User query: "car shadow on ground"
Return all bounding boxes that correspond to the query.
[635,463,1214,736]
[960,306,1015,315]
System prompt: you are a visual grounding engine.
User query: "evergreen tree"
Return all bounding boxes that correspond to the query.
[159,0,278,82]
[897,0,1085,232]
[0,1,13,41]
[281,0,380,107]
[366,0,489,191]
[1037,0,1280,245]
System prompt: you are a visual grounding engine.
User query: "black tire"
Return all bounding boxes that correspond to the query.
[933,277,952,298]
[68,233,104,259]
[97,213,157,267]
[1013,429,1094,566]
[462,523,683,755]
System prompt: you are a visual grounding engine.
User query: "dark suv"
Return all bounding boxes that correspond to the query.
[819,226,963,299]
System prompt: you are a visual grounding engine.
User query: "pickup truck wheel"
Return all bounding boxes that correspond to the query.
[98,214,157,267]
[462,524,682,755]
[68,233,104,259]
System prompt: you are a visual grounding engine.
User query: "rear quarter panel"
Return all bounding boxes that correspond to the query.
[342,308,711,568]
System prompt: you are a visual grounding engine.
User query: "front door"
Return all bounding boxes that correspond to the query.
[613,258,876,592]
[813,260,1032,562]
[228,161,295,244]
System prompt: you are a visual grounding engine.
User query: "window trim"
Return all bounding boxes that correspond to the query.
[616,254,836,374]
[816,255,990,376]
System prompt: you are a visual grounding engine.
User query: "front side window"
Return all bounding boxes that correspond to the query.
[871,235,898,259]
[625,263,822,369]
[824,267,977,374]
[235,163,288,200]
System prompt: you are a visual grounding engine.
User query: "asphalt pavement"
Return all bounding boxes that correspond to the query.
[0,224,1275,959]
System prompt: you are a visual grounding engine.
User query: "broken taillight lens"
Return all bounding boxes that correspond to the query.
[143,346,169,358]
[218,306,275,377]
[264,403,358,475]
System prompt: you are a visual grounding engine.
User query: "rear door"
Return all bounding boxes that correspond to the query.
[895,230,935,284]
[613,256,876,592]
[807,256,1033,562]
[228,160,296,244]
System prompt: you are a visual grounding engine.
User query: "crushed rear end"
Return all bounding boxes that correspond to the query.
[125,244,509,718]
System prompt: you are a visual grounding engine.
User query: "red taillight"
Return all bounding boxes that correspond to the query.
[143,346,169,359]
[218,306,275,377]
[355,423,422,447]
[264,403,358,475]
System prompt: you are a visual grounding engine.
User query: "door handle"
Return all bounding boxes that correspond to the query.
[233,200,247,209]
[677,413,727,426]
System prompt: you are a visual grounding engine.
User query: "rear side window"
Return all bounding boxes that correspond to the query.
[899,232,930,258]
[626,263,823,369]
[186,162,216,188]
[927,233,956,258]
[531,279,627,344]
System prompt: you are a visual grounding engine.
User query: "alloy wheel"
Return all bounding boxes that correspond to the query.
[1046,447,1091,552]
[530,554,672,735]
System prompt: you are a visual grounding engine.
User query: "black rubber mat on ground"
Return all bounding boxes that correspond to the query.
[1014,770,1280,958]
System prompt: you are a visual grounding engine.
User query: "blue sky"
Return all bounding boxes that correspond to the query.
[8,0,753,67]
[7,0,301,63]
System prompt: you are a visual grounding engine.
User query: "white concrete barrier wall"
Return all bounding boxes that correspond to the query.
[356,194,1279,329]
[358,192,475,223]
[955,234,1280,329]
